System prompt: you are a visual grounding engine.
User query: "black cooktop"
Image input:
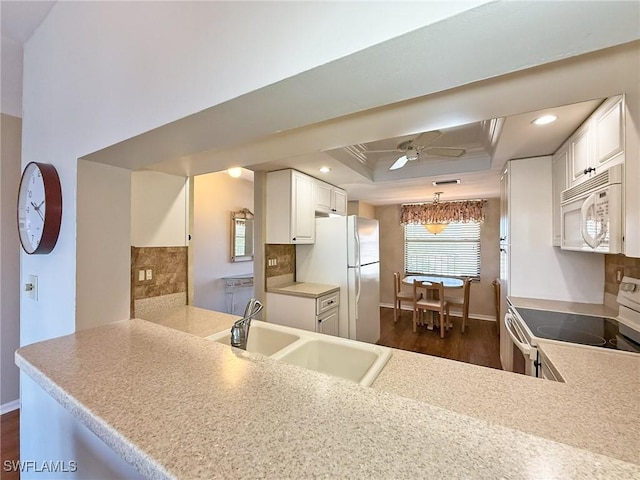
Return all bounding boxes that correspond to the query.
[515,307,640,353]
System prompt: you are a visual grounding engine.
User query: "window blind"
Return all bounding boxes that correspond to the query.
[404,222,481,278]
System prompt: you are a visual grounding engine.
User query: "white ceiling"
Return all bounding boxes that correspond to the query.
[1,1,56,116]
[1,1,55,43]
[246,96,605,203]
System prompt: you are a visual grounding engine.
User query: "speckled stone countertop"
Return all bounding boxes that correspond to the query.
[266,281,339,298]
[373,342,640,465]
[136,304,240,337]
[16,316,640,480]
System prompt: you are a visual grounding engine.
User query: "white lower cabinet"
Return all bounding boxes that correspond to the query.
[317,308,339,336]
[267,290,340,336]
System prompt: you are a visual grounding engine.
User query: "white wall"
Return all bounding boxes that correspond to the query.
[192,172,254,314]
[76,160,131,332]
[509,157,603,303]
[131,171,187,247]
[1,114,21,411]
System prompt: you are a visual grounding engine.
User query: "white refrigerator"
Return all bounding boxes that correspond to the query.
[296,216,380,344]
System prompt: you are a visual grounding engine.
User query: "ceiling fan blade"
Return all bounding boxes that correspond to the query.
[423,147,465,157]
[365,148,402,154]
[412,130,442,147]
[389,155,409,171]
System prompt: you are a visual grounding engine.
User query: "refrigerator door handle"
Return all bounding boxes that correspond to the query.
[354,228,361,269]
[355,267,362,308]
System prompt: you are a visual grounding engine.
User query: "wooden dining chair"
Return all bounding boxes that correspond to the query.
[445,278,471,333]
[393,272,414,323]
[413,280,449,338]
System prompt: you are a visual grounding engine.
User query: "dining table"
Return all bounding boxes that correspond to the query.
[402,275,464,288]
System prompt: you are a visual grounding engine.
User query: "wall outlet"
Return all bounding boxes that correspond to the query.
[145,269,153,281]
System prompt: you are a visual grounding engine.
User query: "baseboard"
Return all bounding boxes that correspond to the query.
[1,399,20,414]
[380,303,497,322]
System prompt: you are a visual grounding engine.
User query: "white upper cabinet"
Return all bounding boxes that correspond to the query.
[594,95,624,168]
[551,145,568,246]
[332,188,347,215]
[266,170,315,244]
[314,180,347,216]
[568,95,625,188]
[569,124,592,186]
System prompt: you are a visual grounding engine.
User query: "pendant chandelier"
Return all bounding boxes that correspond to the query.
[423,192,448,235]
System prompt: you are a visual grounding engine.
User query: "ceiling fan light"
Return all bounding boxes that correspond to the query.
[424,223,448,235]
[406,147,419,161]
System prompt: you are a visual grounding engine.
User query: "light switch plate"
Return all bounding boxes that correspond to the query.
[26,274,38,301]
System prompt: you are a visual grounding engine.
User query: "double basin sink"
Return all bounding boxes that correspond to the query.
[207,320,392,387]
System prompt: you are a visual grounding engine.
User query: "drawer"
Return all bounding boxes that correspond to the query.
[316,291,339,315]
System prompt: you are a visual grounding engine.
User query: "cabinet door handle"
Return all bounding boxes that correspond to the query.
[583,167,595,175]
[292,237,296,241]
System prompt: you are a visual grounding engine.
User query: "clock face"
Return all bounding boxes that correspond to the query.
[17,162,62,255]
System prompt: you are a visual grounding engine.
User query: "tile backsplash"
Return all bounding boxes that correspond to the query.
[265,244,296,278]
[604,254,640,295]
[131,246,188,317]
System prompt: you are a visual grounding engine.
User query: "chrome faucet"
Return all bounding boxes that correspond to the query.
[230,299,264,350]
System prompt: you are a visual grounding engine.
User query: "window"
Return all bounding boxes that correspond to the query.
[404,222,481,278]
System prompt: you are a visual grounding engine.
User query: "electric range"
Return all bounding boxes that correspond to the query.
[505,276,640,377]
[514,307,640,353]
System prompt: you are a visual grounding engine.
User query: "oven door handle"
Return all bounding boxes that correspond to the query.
[505,313,531,356]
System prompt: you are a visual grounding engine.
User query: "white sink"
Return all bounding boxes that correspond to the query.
[207,320,391,386]
[206,321,301,357]
[276,337,391,387]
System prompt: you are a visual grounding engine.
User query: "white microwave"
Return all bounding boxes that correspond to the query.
[560,164,623,254]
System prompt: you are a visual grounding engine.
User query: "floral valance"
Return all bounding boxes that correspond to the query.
[401,200,485,225]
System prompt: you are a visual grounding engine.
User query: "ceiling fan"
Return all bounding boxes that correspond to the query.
[366,131,466,170]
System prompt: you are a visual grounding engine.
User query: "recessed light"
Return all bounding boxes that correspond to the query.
[532,114,557,126]
[227,167,242,178]
[319,166,331,173]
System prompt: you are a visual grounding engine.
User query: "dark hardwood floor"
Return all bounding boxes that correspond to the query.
[378,306,502,370]
[1,409,19,480]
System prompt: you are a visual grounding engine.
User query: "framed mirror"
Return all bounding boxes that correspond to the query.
[231,209,254,262]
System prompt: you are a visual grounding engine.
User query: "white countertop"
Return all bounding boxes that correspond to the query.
[266,281,339,298]
[15,305,640,479]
